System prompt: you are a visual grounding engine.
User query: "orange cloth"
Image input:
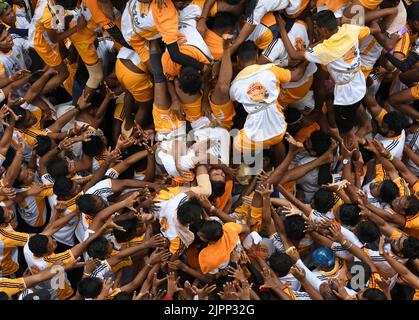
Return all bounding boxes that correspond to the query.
[198,222,242,273]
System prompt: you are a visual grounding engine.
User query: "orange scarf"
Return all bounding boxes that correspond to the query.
[198,223,239,273]
[214,180,233,211]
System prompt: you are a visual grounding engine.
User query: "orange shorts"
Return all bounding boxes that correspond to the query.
[152,104,183,134]
[69,27,99,65]
[115,59,153,103]
[209,92,235,130]
[233,126,287,153]
[33,32,62,67]
[182,95,202,122]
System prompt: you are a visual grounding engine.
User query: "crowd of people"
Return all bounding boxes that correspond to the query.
[0,0,418,301]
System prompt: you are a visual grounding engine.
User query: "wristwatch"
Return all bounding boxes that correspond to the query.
[342,159,350,165]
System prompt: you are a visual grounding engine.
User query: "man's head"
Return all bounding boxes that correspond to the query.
[76,194,106,215]
[46,157,71,179]
[9,106,37,129]
[284,107,303,133]
[312,189,334,214]
[284,215,306,241]
[407,2,419,32]
[338,204,360,227]
[379,111,408,137]
[87,236,113,260]
[391,234,419,259]
[357,288,387,300]
[0,2,16,27]
[312,10,338,40]
[35,136,55,157]
[13,165,35,187]
[392,195,419,216]
[0,205,14,225]
[0,23,12,53]
[28,234,57,257]
[177,198,203,226]
[213,11,237,35]
[198,219,223,243]
[304,130,331,157]
[172,0,191,10]
[77,277,103,299]
[369,180,400,204]
[269,252,293,277]
[53,176,81,200]
[356,221,381,244]
[113,218,139,243]
[209,167,226,199]
[179,66,202,95]
[82,135,106,158]
[236,41,258,68]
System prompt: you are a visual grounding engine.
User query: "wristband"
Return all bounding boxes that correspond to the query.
[83,272,91,277]
[146,262,153,268]
[75,104,81,112]
[199,16,207,20]
[209,205,216,213]
[163,296,173,300]
[56,145,62,152]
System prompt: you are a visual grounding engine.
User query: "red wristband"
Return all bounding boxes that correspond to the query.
[163,296,173,300]
[259,286,269,293]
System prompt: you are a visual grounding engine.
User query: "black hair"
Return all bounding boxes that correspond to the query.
[213,11,237,32]
[402,237,419,259]
[53,176,74,199]
[77,277,103,299]
[269,252,293,277]
[177,198,203,226]
[310,131,331,157]
[407,2,419,22]
[0,23,5,35]
[225,0,241,5]
[362,288,387,300]
[237,41,258,62]
[82,135,106,158]
[339,204,360,226]
[9,106,27,128]
[199,220,223,242]
[284,215,306,241]
[379,180,400,204]
[179,66,202,95]
[245,0,258,18]
[209,181,226,200]
[46,157,69,179]
[0,292,9,300]
[313,189,334,213]
[35,136,53,157]
[76,194,97,214]
[28,234,50,257]
[383,112,409,135]
[356,221,381,244]
[0,207,5,224]
[404,196,419,216]
[313,10,338,31]
[113,218,138,243]
[87,237,110,260]
[113,291,133,300]
[284,107,302,124]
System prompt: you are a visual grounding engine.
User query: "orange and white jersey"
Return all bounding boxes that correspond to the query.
[360,35,382,69]
[178,0,203,28]
[305,34,367,106]
[80,0,121,32]
[156,192,188,242]
[246,0,289,25]
[246,23,273,50]
[263,20,317,89]
[121,0,178,44]
[23,243,74,300]
[230,64,291,141]
[0,225,29,277]
[29,0,61,47]
[177,24,213,61]
[286,0,310,18]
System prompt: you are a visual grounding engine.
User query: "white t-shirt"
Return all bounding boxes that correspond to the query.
[305,44,366,106]
[246,0,290,25]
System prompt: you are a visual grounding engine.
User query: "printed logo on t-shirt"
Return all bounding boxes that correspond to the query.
[246,82,269,101]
